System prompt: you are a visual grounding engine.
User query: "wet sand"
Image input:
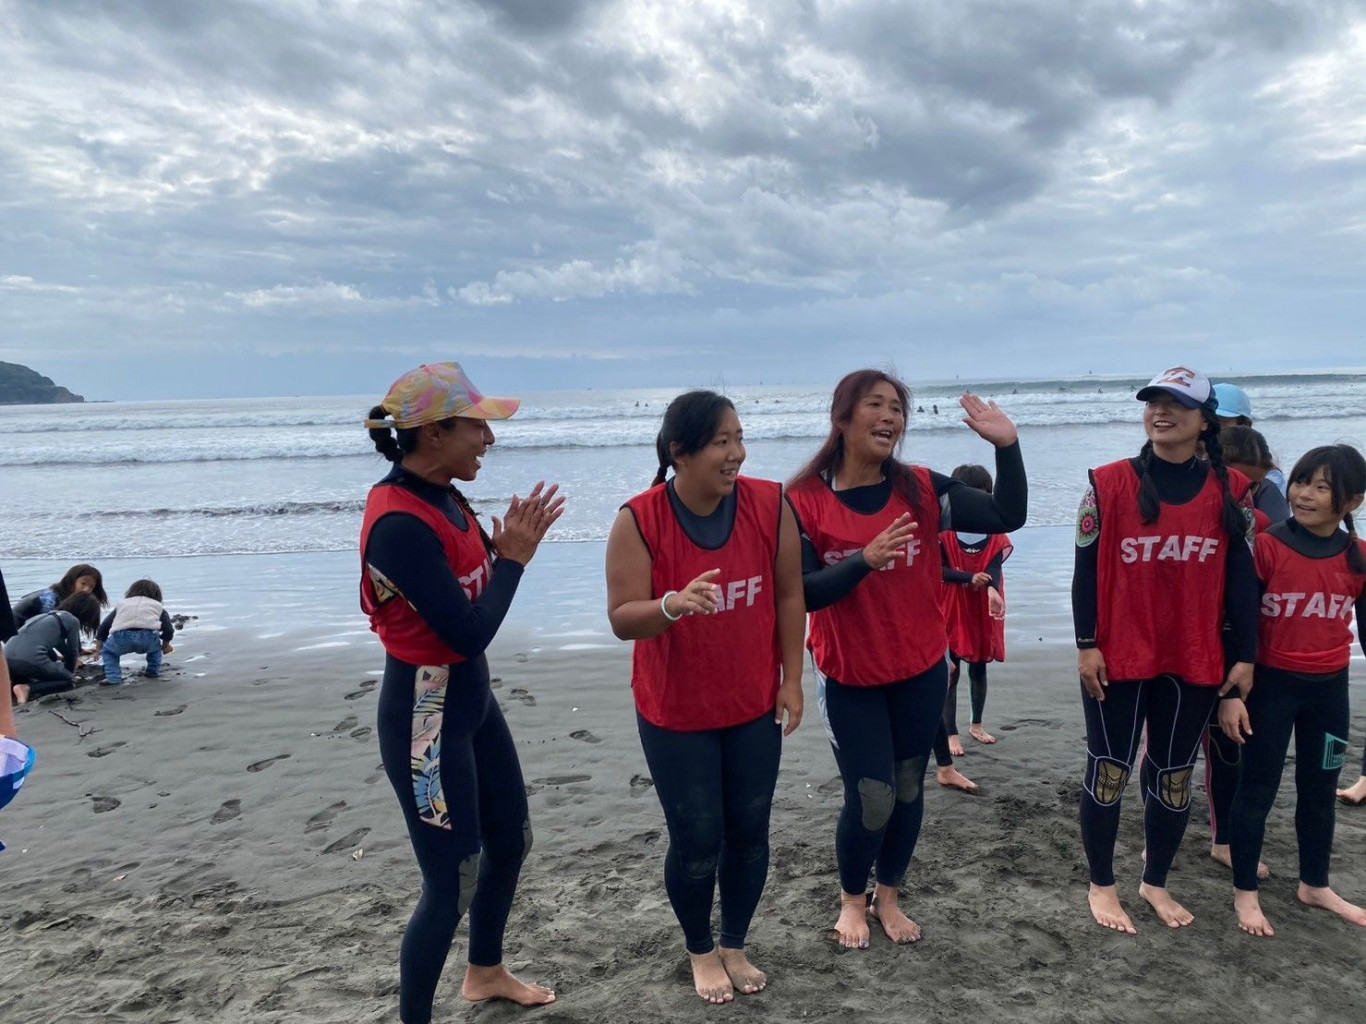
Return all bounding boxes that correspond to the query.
[2,621,1364,1023]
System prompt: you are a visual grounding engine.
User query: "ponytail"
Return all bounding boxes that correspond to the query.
[652,432,671,487]
[1202,425,1253,542]
[369,405,403,463]
[1345,511,1366,575]
[1135,440,1161,525]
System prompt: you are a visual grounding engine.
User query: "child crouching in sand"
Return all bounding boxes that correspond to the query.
[96,580,176,685]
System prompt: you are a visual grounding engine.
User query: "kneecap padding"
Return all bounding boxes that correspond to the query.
[857,777,895,831]
[894,756,927,803]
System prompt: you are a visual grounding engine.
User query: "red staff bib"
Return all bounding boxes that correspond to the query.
[627,477,783,732]
[1092,460,1249,686]
[1256,528,1366,674]
[787,468,944,686]
[940,532,1013,663]
[359,483,493,666]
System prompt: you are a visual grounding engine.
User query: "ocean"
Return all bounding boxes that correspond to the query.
[4,371,1364,652]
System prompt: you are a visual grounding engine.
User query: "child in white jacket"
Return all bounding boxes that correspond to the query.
[96,579,176,685]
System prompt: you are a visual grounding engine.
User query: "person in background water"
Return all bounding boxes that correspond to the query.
[1221,444,1366,936]
[361,362,563,1023]
[95,579,177,685]
[1074,366,1257,934]
[606,390,804,1004]
[4,593,103,704]
[11,564,107,630]
[787,369,1026,950]
[938,463,1013,755]
[1221,426,1291,528]
[1212,383,1286,496]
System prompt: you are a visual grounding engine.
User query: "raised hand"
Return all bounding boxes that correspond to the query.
[863,513,918,570]
[492,481,566,565]
[665,569,723,617]
[959,393,1018,448]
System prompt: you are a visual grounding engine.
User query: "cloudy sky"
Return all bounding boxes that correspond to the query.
[1,0,1363,399]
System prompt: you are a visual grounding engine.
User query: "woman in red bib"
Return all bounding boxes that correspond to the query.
[361,363,563,1022]
[786,369,1026,950]
[1222,444,1366,936]
[606,390,804,1004]
[1074,366,1257,935]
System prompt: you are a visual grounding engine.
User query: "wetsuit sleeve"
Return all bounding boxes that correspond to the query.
[941,565,974,585]
[159,610,176,645]
[59,616,81,672]
[1072,479,1100,649]
[96,610,115,643]
[0,568,14,642]
[800,532,875,611]
[367,511,525,660]
[934,441,1027,533]
[985,550,1005,592]
[11,592,41,631]
[1224,537,1258,664]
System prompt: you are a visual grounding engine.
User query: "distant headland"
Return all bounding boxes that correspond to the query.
[0,361,85,404]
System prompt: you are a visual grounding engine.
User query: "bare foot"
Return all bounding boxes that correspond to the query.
[1088,884,1137,934]
[936,765,979,794]
[870,884,922,944]
[1233,888,1275,937]
[832,892,870,949]
[1337,776,1366,806]
[1139,882,1195,928]
[969,725,996,744]
[12,684,30,705]
[1297,883,1366,928]
[948,735,966,757]
[461,964,555,1006]
[686,951,734,1004]
[1210,843,1269,880]
[717,947,766,994]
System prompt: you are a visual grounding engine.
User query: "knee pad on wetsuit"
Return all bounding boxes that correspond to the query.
[1154,765,1195,811]
[1089,756,1130,806]
[456,852,480,916]
[894,756,927,803]
[857,778,896,831]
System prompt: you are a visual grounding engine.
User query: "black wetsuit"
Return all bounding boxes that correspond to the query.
[0,568,15,643]
[366,464,531,1024]
[4,611,82,698]
[1228,520,1366,892]
[1072,455,1258,889]
[633,481,783,954]
[800,443,1026,894]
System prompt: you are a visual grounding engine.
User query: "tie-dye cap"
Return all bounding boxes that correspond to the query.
[363,362,520,429]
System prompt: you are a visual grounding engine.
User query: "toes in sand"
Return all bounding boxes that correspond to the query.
[717,947,766,994]
[461,964,556,1006]
[833,893,871,950]
[686,951,735,1004]
[1233,889,1275,937]
[870,887,921,944]
[1297,884,1366,928]
[1139,882,1195,928]
[1088,884,1137,934]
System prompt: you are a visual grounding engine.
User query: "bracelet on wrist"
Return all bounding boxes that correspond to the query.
[660,591,682,622]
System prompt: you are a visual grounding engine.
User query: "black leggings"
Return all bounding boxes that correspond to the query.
[636,711,782,954]
[378,654,532,1024]
[6,657,74,699]
[1079,676,1219,888]
[1203,724,1243,845]
[821,661,947,894]
[945,653,987,733]
[1228,666,1349,892]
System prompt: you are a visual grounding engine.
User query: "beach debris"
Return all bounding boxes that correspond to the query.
[46,709,98,740]
[114,874,127,882]
[351,848,364,861]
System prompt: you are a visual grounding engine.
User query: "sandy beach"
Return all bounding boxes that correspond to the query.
[3,604,1364,1024]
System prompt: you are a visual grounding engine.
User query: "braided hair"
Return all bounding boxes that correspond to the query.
[652,391,736,487]
[367,405,497,559]
[1287,445,1366,574]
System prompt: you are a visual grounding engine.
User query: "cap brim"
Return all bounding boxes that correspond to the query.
[1136,385,1203,410]
[463,396,520,421]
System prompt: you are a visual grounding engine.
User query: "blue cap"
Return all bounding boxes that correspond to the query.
[1212,383,1253,422]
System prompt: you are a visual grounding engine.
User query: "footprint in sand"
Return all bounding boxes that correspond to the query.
[87,741,127,759]
[212,799,242,824]
[530,774,592,786]
[323,828,371,854]
[629,774,654,795]
[569,729,601,744]
[305,801,348,834]
[509,688,536,707]
[817,776,843,795]
[364,764,386,786]
[154,705,187,717]
[350,726,372,741]
[90,795,121,813]
[331,715,358,734]
[247,754,291,773]
[343,688,373,701]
